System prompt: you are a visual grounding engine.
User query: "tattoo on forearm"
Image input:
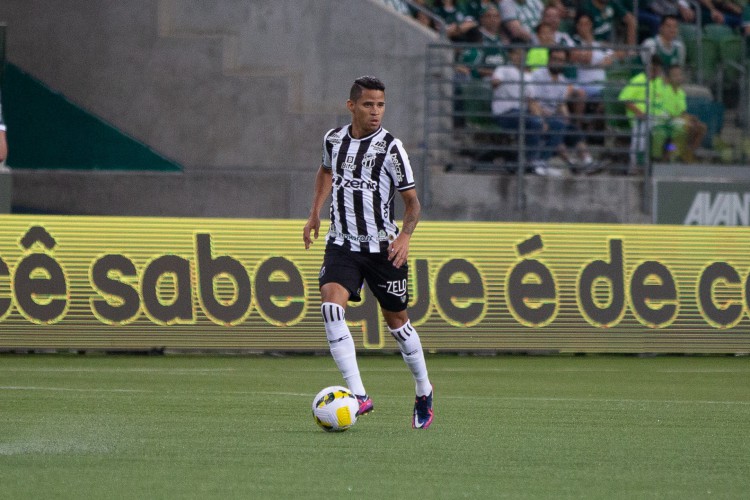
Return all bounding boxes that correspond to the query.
[402,213,418,235]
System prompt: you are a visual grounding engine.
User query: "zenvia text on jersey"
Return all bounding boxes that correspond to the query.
[333,175,378,191]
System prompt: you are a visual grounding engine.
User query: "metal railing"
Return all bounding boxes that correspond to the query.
[422,43,670,211]
[426,45,653,153]
[403,0,447,39]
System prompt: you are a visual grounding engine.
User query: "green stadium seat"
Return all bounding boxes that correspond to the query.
[601,85,629,132]
[686,95,724,149]
[703,23,735,42]
[719,34,744,91]
[458,80,495,128]
[702,23,744,93]
[679,23,700,67]
[699,37,722,87]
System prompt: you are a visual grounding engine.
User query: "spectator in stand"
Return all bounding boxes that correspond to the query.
[432,0,480,41]
[712,0,745,29]
[530,47,596,173]
[744,2,750,34]
[618,55,668,169]
[526,22,556,70]
[458,4,508,79]
[409,0,442,31]
[640,15,686,68]
[697,0,740,25]
[497,0,535,41]
[570,11,626,130]
[579,0,637,45]
[538,4,576,46]
[491,44,549,173]
[639,0,697,39]
[661,65,708,162]
[0,91,7,164]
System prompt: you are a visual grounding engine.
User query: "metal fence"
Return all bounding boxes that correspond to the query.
[423,43,666,180]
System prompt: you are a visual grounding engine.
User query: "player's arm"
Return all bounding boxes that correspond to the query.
[388,188,420,268]
[303,165,332,249]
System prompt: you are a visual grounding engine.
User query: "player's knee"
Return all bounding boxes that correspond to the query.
[321,302,346,324]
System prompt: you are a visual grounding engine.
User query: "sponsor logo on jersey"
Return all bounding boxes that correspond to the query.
[333,175,378,191]
[327,134,342,145]
[319,266,326,278]
[341,155,356,171]
[390,153,404,183]
[372,141,387,153]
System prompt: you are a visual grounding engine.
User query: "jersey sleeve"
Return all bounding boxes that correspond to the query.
[386,139,416,192]
[321,128,336,170]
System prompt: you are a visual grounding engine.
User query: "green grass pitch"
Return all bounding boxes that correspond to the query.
[1,353,749,498]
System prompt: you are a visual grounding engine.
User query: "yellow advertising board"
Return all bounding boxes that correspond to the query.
[0,215,749,353]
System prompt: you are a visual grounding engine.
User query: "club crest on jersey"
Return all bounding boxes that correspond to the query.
[390,153,404,183]
[372,141,387,153]
[361,153,377,170]
[341,155,356,171]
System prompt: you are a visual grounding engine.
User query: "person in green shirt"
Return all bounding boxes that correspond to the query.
[526,22,555,70]
[661,65,707,162]
[618,55,668,167]
[579,0,636,45]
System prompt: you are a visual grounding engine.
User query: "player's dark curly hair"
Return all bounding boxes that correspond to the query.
[350,76,385,102]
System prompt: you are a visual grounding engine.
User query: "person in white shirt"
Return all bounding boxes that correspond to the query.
[530,47,594,170]
[491,44,547,172]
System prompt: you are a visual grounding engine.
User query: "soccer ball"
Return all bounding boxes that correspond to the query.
[311,385,359,432]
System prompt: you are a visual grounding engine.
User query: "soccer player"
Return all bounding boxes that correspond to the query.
[302,76,434,429]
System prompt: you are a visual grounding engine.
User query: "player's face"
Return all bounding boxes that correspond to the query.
[348,89,385,137]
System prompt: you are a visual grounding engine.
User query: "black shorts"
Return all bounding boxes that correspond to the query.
[318,244,409,312]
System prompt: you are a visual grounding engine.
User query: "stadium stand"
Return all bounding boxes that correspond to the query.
[393,0,748,174]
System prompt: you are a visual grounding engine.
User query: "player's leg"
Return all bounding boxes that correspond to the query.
[364,252,433,428]
[383,308,434,429]
[381,309,432,398]
[318,248,371,414]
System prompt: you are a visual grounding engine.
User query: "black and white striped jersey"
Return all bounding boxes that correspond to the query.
[321,124,415,253]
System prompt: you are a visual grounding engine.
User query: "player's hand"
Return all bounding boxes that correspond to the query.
[303,217,320,250]
[387,235,410,268]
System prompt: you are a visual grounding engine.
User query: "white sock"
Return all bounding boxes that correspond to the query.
[321,302,366,396]
[389,321,431,397]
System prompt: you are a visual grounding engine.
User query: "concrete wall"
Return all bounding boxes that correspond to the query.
[9,168,651,223]
[0,0,433,170]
